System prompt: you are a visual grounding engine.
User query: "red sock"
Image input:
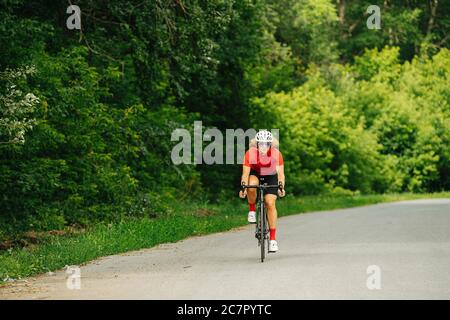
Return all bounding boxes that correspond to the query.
[249,203,256,212]
[270,228,276,241]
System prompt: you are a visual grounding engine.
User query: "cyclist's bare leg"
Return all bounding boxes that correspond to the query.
[265,194,277,229]
[247,175,259,205]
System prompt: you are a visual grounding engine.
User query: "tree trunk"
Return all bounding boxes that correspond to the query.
[427,0,438,36]
[338,0,345,26]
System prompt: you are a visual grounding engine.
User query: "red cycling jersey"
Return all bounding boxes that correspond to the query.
[243,147,284,176]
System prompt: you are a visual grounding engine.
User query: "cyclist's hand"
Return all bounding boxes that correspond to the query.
[239,189,247,199]
[278,182,285,197]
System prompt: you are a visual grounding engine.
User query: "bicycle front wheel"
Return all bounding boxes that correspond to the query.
[260,204,266,262]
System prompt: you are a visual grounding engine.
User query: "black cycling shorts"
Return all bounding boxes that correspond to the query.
[250,169,279,196]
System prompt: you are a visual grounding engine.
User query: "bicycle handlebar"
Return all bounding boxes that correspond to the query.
[241,182,284,191]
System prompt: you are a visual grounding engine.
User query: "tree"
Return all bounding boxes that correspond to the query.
[0,66,39,145]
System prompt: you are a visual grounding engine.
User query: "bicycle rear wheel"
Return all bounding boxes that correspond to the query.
[264,206,270,258]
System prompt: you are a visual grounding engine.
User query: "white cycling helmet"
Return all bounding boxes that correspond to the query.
[255,130,273,143]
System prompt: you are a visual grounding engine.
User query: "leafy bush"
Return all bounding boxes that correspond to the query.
[250,47,450,194]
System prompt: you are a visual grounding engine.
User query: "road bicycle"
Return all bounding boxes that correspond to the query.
[241,182,284,262]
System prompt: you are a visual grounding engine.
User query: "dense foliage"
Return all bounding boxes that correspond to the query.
[252,47,450,194]
[0,0,448,238]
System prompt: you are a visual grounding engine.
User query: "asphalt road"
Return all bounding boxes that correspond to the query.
[1,199,450,299]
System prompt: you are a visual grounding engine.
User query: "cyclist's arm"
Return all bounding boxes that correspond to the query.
[276,165,285,188]
[241,165,251,185]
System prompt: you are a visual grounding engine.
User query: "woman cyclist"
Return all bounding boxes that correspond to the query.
[239,130,285,252]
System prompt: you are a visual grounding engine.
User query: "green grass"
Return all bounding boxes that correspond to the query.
[1,192,449,283]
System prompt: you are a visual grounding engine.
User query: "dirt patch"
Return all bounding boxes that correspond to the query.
[194,208,216,217]
[0,240,13,250]
[0,227,86,252]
